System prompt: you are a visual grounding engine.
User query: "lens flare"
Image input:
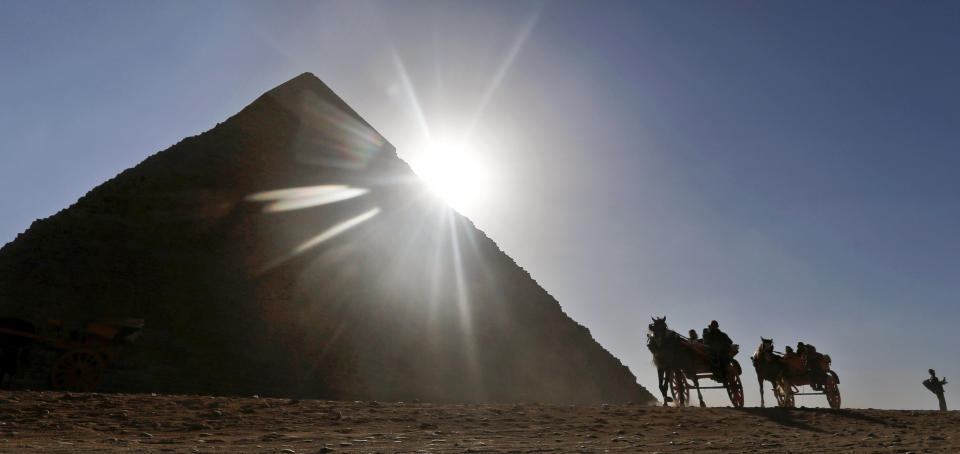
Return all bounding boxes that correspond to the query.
[258,207,381,273]
[412,141,488,213]
[246,185,369,213]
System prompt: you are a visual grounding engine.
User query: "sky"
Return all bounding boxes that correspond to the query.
[2,0,958,409]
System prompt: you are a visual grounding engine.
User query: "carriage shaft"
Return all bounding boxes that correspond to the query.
[0,327,59,344]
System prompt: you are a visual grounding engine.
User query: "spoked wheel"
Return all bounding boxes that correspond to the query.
[772,382,786,407]
[826,372,841,409]
[777,381,796,408]
[668,370,689,407]
[725,374,744,408]
[51,349,104,392]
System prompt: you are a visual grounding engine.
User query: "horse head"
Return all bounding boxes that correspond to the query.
[648,316,667,332]
[648,316,668,343]
[754,337,774,359]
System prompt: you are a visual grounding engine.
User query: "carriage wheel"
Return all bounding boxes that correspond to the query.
[772,382,786,407]
[668,370,689,407]
[777,381,795,408]
[826,372,841,409]
[725,374,744,408]
[51,350,104,392]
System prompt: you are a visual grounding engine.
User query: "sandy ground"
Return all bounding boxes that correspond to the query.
[0,390,956,453]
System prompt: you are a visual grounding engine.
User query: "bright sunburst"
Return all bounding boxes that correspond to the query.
[412,141,488,212]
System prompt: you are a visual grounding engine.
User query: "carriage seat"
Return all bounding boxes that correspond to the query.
[782,354,804,374]
[86,318,145,344]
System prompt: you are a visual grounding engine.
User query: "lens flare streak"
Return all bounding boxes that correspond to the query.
[392,49,433,141]
[247,185,370,213]
[260,207,381,273]
[463,5,542,143]
[447,209,481,382]
[291,93,385,169]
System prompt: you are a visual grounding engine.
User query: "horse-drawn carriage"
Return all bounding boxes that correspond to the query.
[752,338,840,409]
[0,317,144,392]
[647,317,745,408]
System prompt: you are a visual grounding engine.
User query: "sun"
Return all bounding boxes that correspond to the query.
[411,140,488,213]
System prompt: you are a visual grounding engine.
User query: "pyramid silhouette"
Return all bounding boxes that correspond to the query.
[0,73,654,404]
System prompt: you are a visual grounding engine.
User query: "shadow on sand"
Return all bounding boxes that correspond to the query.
[830,408,888,425]
[741,407,828,433]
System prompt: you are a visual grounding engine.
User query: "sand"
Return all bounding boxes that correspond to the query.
[0,390,956,453]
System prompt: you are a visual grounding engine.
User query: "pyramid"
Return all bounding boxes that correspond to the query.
[0,73,654,404]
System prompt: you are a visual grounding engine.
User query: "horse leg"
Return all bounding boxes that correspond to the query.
[757,373,765,408]
[657,368,669,407]
[691,374,705,407]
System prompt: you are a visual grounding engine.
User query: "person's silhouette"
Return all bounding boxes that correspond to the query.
[703,320,733,381]
[922,369,948,411]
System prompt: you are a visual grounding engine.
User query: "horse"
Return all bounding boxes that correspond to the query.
[751,337,788,408]
[647,316,707,407]
[0,317,36,387]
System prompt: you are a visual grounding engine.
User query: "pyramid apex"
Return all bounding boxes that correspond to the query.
[254,72,384,144]
[267,72,327,93]
[289,72,319,83]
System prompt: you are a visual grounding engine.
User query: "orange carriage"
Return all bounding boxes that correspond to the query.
[774,348,841,409]
[668,338,745,408]
[0,317,143,392]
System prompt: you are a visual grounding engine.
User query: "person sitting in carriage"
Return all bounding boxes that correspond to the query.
[781,345,802,371]
[802,344,829,391]
[703,320,734,381]
[688,329,700,343]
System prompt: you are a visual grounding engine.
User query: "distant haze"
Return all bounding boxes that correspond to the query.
[2,1,958,409]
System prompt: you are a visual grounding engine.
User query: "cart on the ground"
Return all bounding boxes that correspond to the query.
[668,340,745,408]
[774,350,840,409]
[0,317,143,392]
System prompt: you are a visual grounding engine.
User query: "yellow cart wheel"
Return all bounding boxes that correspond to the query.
[51,349,104,392]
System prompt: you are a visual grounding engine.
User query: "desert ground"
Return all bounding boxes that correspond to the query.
[0,390,956,453]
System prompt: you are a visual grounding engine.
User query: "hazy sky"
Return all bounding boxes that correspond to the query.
[2,1,958,409]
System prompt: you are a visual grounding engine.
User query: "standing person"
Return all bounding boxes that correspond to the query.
[923,369,948,411]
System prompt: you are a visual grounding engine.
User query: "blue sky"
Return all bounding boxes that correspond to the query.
[2,0,958,408]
